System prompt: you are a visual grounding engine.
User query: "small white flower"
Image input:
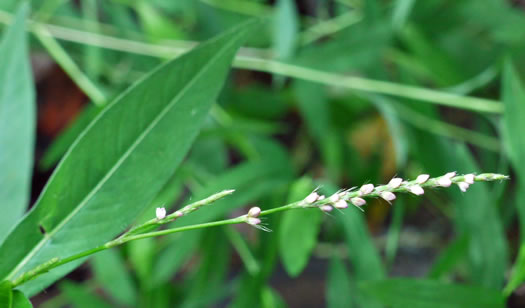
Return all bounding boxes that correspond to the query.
[247,217,261,226]
[156,207,166,220]
[408,185,424,195]
[359,184,375,196]
[464,174,475,185]
[388,178,403,189]
[351,197,366,207]
[248,206,261,218]
[416,174,430,184]
[320,205,333,212]
[329,193,340,203]
[304,192,319,204]
[334,199,348,209]
[458,182,470,192]
[380,191,396,202]
[437,177,452,187]
[318,195,325,201]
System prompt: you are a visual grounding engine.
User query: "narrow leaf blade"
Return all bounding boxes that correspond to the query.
[0,3,35,244]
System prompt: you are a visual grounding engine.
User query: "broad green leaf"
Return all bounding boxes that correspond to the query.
[326,257,355,308]
[0,3,34,244]
[12,290,32,308]
[0,281,13,308]
[0,19,261,295]
[60,281,112,308]
[279,177,322,277]
[392,0,416,30]
[273,0,298,60]
[359,279,505,308]
[92,249,137,306]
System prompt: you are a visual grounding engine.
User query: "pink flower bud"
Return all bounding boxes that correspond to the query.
[334,199,348,209]
[464,174,475,185]
[248,206,261,218]
[174,211,183,217]
[320,205,333,212]
[329,194,340,203]
[416,174,430,184]
[445,171,457,179]
[458,182,470,192]
[156,207,166,220]
[437,177,452,187]
[247,217,261,225]
[359,184,375,195]
[304,192,319,204]
[351,197,366,207]
[408,185,424,195]
[380,191,396,202]
[388,177,403,189]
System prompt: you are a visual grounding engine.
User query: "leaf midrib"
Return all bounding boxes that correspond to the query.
[6,32,241,281]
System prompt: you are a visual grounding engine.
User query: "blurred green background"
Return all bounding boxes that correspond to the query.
[1,0,525,307]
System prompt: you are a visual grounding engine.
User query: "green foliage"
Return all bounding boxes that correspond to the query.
[0,0,524,306]
[0,3,34,244]
[360,279,505,308]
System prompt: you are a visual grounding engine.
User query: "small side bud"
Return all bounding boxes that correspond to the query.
[334,199,348,209]
[304,192,320,204]
[416,174,430,184]
[317,195,326,201]
[458,182,470,192]
[464,174,475,185]
[408,185,424,195]
[351,197,366,207]
[388,178,403,189]
[359,184,375,196]
[156,207,166,220]
[320,205,333,212]
[174,210,183,217]
[380,191,396,202]
[445,171,457,179]
[248,206,261,218]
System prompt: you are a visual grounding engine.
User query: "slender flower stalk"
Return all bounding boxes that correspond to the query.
[9,172,508,288]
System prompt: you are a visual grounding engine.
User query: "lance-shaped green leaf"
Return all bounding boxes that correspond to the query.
[0,19,260,296]
[0,3,35,244]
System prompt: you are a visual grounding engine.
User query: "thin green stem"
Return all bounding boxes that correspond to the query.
[0,10,502,114]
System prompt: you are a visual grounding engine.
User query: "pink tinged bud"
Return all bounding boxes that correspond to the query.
[359,184,375,195]
[458,182,470,192]
[409,185,424,195]
[248,206,261,218]
[317,195,325,201]
[351,197,366,207]
[329,194,340,203]
[334,199,348,209]
[416,174,430,184]
[174,211,183,217]
[437,177,452,187]
[388,178,403,189]
[464,174,475,185]
[320,205,333,212]
[247,217,261,226]
[445,171,457,179]
[304,192,319,204]
[156,207,166,220]
[380,191,396,202]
